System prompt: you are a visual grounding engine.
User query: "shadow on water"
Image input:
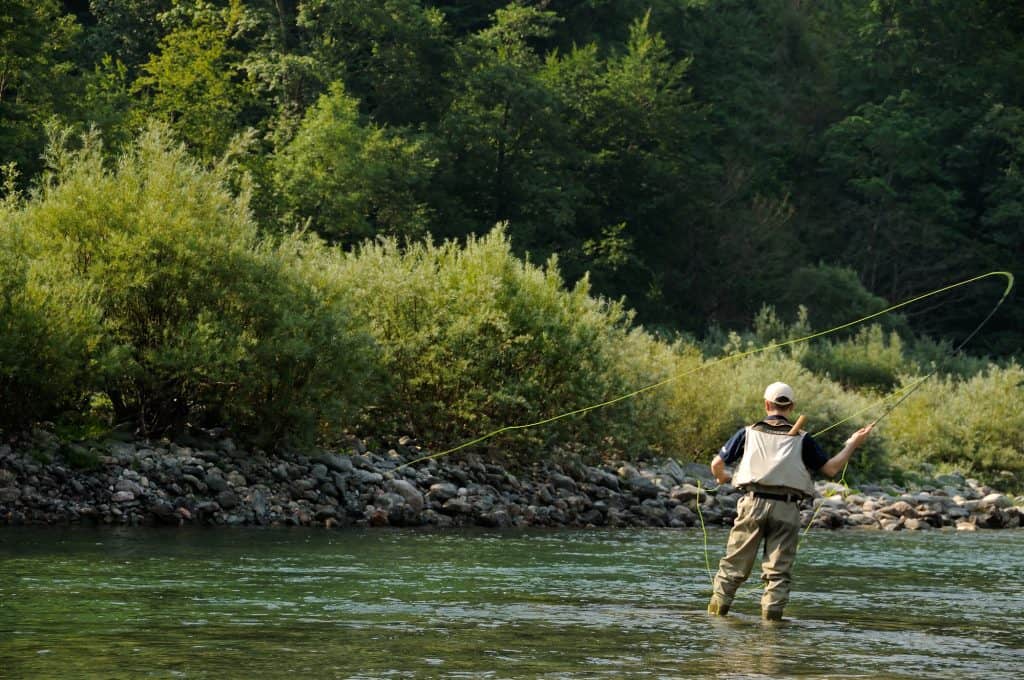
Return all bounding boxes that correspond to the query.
[0,526,1022,678]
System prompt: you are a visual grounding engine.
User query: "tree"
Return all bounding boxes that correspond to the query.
[0,0,80,176]
[433,4,583,246]
[133,0,250,158]
[272,82,436,243]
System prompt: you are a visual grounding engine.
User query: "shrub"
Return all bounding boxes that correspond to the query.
[298,226,674,459]
[12,125,376,444]
[884,363,1024,487]
[801,324,912,389]
[0,197,103,429]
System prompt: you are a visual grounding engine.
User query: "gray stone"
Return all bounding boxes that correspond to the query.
[631,477,662,501]
[0,487,22,503]
[354,469,383,485]
[586,468,620,491]
[217,490,239,510]
[427,482,458,503]
[549,472,577,492]
[879,501,916,518]
[204,474,228,493]
[442,497,473,515]
[387,479,425,512]
[227,471,247,487]
[112,490,135,503]
[311,464,331,483]
[660,459,688,485]
[670,483,702,504]
[249,488,269,518]
[114,479,143,496]
[980,493,1013,509]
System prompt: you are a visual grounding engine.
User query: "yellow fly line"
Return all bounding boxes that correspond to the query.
[396,270,1014,474]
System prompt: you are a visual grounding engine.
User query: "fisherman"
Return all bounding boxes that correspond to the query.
[707,381,873,620]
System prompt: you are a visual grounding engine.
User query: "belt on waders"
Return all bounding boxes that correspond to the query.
[748,490,802,503]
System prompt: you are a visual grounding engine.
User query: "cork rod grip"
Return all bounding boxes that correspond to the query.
[787,415,807,436]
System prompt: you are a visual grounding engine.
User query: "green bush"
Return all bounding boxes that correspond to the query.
[297,226,674,459]
[11,125,376,444]
[0,196,103,429]
[802,324,912,389]
[885,363,1024,487]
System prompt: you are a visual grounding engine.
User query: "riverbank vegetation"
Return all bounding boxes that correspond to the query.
[0,1,1021,487]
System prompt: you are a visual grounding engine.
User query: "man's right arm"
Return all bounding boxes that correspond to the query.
[711,454,731,484]
[711,428,744,484]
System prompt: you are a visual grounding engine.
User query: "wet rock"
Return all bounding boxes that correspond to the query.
[903,518,930,531]
[311,464,331,483]
[479,509,511,528]
[975,507,1005,529]
[227,471,247,487]
[670,483,702,504]
[317,452,355,475]
[112,491,135,503]
[956,519,978,531]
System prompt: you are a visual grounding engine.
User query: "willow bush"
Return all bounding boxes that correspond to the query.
[5,125,375,443]
[885,363,1024,487]
[293,226,678,460]
[0,197,103,429]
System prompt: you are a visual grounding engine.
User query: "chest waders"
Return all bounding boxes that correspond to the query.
[709,425,808,620]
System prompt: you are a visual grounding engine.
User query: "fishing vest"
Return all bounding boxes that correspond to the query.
[732,424,815,497]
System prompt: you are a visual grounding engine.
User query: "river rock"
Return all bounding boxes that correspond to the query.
[217,490,239,510]
[111,490,135,503]
[387,479,424,512]
[426,482,458,503]
[549,472,577,492]
[670,483,702,503]
[903,518,930,531]
[0,487,22,503]
[317,452,355,475]
[204,473,228,493]
[980,493,1013,509]
[956,519,978,531]
[879,501,916,518]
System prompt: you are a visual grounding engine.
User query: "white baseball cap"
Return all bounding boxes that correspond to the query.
[764,382,795,405]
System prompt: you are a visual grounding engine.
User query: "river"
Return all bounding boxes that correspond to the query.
[1,527,1022,678]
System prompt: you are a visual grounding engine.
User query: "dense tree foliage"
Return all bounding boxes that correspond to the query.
[2,0,1018,349]
[0,2,1020,474]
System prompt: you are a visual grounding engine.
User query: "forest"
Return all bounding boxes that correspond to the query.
[1,1,1021,483]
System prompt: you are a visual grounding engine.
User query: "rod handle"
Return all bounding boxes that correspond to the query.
[787,415,807,436]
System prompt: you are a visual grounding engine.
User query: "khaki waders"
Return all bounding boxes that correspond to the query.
[708,493,801,620]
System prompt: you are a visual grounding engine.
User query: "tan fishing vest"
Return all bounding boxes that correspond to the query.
[732,425,815,497]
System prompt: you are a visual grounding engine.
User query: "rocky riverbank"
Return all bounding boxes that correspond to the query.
[1,430,1021,531]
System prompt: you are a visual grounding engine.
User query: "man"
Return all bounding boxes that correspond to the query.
[707,381,872,621]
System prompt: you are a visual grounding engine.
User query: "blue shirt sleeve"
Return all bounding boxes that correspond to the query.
[801,433,830,471]
[717,428,746,465]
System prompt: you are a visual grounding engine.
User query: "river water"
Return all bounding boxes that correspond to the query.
[1,527,1022,678]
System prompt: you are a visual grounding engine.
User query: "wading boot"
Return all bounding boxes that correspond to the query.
[762,607,784,621]
[707,595,730,616]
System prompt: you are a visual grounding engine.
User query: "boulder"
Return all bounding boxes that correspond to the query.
[387,479,425,513]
